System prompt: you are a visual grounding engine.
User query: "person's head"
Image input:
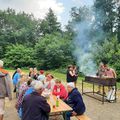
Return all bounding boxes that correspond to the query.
[0,60,4,68]
[55,79,62,87]
[27,78,33,86]
[67,82,75,93]
[102,59,108,66]
[20,74,28,82]
[68,65,73,71]
[102,62,109,70]
[73,65,77,70]
[19,74,28,83]
[34,67,38,73]
[40,70,44,74]
[33,81,44,95]
[29,68,33,72]
[99,62,104,69]
[17,68,21,73]
[46,73,54,81]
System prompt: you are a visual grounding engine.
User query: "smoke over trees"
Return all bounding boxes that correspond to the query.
[0,0,120,80]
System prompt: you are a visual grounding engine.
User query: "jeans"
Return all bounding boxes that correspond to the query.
[63,111,72,120]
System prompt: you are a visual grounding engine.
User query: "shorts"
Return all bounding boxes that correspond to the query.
[0,98,5,115]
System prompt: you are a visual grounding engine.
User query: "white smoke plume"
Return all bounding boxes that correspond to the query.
[73,17,97,76]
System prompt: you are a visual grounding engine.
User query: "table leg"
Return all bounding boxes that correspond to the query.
[82,80,83,95]
[115,84,117,102]
[102,85,104,104]
[93,83,94,95]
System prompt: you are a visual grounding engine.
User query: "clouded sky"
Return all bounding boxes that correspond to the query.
[0,0,93,28]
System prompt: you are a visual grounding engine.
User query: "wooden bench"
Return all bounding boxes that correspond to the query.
[76,115,91,120]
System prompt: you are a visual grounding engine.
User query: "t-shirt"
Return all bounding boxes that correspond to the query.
[38,75,45,82]
[44,79,55,91]
[13,73,20,85]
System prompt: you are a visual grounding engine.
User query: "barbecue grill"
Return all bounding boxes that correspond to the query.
[82,76,117,104]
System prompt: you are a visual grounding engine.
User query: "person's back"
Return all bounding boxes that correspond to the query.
[0,72,7,98]
[0,60,12,120]
[13,72,20,85]
[0,68,12,99]
[22,92,50,120]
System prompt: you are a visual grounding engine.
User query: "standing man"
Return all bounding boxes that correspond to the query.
[0,60,12,120]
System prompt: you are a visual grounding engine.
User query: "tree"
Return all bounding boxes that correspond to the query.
[4,44,35,68]
[117,4,120,42]
[70,6,92,22]
[34,33,74,69]
[94,0,117,36]
[37,8,61,36]
[0,8,37,46]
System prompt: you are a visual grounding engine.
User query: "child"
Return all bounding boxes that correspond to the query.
[52,79,68,100]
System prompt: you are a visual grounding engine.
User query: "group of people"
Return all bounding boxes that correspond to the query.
[0,59,117,120]
[97,60,116,79]
[96,60,116,94]
[11,66,85,120]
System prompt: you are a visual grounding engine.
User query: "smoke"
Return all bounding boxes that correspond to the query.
[73,18,97,75]
[72,4,105,76]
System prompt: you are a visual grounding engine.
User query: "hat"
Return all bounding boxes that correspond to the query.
[33,81,44,90]
[0,60,4,67]
[67,82,75,88]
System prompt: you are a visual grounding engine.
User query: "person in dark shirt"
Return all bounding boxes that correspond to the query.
[66,65,75,83]
[64,82,86,120]
[22,81,50,120]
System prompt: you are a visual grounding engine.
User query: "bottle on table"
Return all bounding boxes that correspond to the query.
[56,96,59,107]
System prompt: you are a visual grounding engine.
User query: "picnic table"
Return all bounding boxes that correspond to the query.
[47,95,72,119]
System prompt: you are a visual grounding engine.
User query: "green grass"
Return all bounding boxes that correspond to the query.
[117,82,120,89]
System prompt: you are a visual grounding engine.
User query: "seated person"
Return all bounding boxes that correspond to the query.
[38,70,45,82]
[64,82,86,120]
[44,73,55,91]
[22,81,50,120]
[52,79,68,100]
[16,78,34,116]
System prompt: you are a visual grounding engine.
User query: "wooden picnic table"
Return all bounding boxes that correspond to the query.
[47,95,72,113]
[46,94,72,120]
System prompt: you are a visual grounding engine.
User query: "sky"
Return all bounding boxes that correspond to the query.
[0,0,94,28]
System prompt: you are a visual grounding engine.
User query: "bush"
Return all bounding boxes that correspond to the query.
[34,33,74,69]
[4,44,35,68]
